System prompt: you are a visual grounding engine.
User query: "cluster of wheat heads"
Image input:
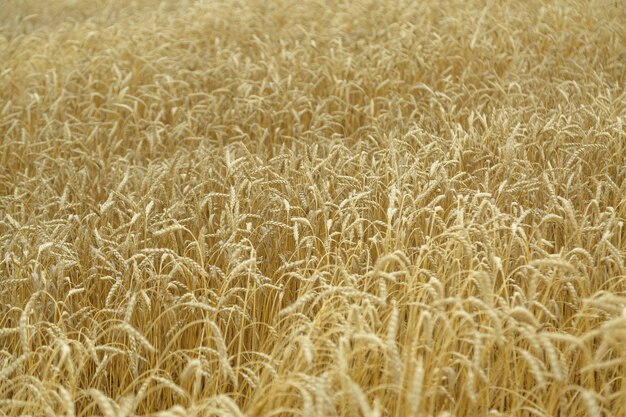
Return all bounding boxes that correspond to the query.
[1,0,625,416]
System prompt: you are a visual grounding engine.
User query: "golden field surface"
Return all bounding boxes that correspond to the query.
[1,0,625,416]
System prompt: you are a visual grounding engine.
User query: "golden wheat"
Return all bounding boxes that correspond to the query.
[1,0,625,416]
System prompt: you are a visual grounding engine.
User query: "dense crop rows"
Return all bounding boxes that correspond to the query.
[1,0,625,416]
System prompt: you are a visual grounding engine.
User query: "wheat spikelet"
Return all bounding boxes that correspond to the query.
[57,386,76,417]
[207,320,236,387]
[115,322,156,353]
[518,349,546,388]
[540,334,565,382]
[346,378,381,417]
[385,305,402,381]
[84,335,100,365]
[105,281,122,308]
[88,389,117,417]
[466,364,478,404]
[152,376,188,399]
[517,324,544,358]
[509,306,540,328]
[0,327,19,338]
[124,292,137,323]
[580,389,602,417]
[408,356,424,417]
[154,405,187,417]
[0,353,30,380]
[239,366,260,390]
[207,395,246,417]
[19,291,41,353]
[153,224,186,237]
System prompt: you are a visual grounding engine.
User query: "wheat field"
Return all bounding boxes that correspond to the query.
[0,0,625,416]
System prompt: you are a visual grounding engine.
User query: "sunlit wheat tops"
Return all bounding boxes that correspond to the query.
[1,0,625,416]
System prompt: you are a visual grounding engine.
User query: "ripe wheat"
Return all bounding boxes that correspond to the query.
[1,0,625,416]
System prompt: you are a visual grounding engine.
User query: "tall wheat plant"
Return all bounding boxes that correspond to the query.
[1,0,625,416]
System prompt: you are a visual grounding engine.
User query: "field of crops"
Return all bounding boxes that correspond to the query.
[1,0,625,416]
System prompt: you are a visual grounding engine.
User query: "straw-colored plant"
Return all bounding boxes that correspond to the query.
[1,0,625,416]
